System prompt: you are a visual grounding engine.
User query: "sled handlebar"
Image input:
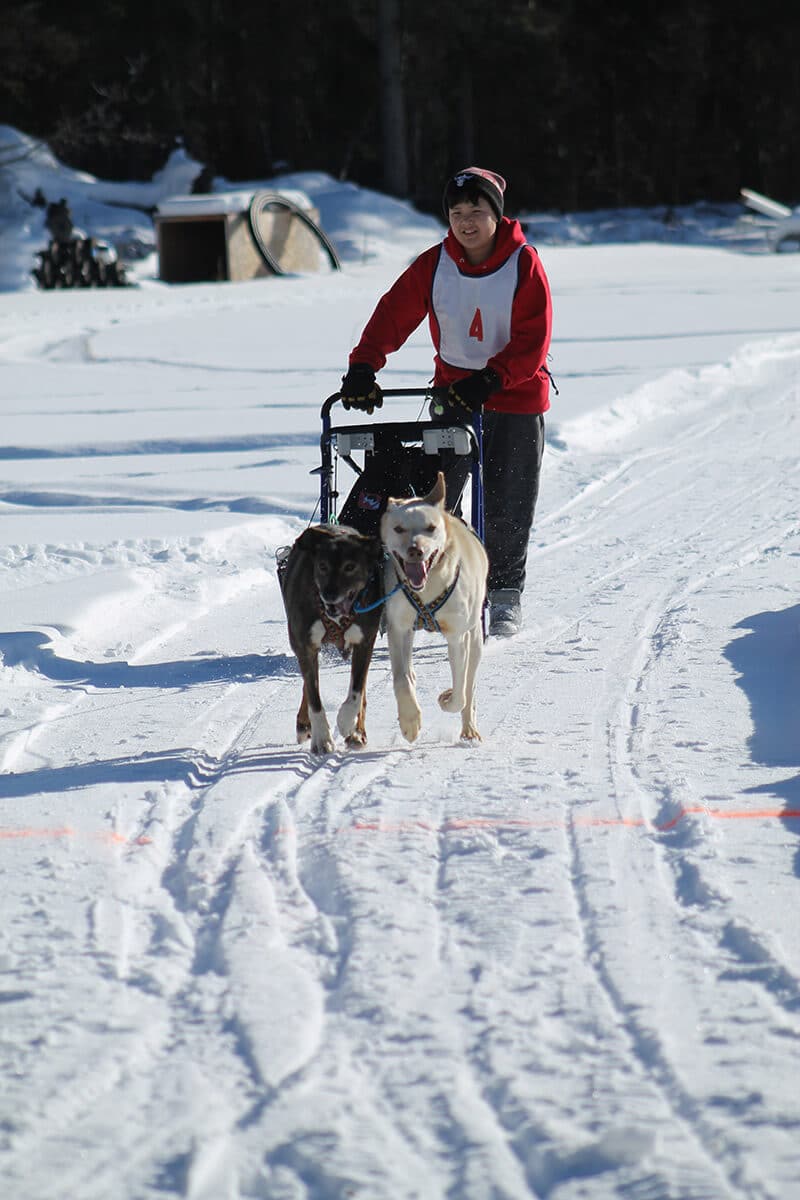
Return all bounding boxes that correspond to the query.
[321,387,449,420]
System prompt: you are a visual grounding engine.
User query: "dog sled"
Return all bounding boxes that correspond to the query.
[318,386,485,542]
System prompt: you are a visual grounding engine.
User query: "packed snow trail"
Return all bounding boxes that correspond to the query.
[2,174,800,1198]
[1,323,798,1199]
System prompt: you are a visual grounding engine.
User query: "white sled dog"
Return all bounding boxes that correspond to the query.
[381,471,489,742]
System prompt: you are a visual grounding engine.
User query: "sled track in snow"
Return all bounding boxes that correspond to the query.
[543,370,800,1199]
[3,333,800,1195]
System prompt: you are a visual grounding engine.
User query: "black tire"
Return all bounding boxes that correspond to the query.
[36,251,56,289]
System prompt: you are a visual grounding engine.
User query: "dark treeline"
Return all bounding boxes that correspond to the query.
[3,0,798,214]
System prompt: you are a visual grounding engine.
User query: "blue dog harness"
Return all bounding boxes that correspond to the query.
[353,556,461,634]
[395,564,461,634]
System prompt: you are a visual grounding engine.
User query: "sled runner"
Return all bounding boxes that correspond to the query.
[318,387,485,541]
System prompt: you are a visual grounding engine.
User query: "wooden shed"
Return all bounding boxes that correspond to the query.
[154,190,339,283]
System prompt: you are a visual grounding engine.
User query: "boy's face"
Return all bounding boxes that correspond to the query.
[448,195,499,264]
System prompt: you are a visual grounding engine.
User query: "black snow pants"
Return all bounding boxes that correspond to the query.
[482,410,545,594]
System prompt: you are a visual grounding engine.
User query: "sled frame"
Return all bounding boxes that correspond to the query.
[319,388,485,542]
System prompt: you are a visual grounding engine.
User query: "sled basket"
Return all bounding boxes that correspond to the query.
[319,388,485,540]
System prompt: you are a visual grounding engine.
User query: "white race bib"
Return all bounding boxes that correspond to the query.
[432,246,522,369]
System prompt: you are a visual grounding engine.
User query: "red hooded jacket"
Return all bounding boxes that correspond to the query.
[349,217,552,415]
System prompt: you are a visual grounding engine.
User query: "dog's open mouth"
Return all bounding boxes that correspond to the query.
[394,550,438,591]
[322,591,357,621]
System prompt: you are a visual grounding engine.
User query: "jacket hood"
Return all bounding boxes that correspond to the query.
[443,216,529,273]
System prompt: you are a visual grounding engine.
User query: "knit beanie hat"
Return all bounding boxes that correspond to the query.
[443,167,506,221]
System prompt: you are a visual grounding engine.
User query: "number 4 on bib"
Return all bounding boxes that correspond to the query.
[469,308,484,342]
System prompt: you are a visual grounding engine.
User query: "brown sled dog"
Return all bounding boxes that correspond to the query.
[279,524,383,754]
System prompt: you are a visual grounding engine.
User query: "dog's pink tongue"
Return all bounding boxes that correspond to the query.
[404,559,427,590]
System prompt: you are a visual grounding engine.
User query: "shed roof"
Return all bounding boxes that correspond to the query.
[156,189,314,218]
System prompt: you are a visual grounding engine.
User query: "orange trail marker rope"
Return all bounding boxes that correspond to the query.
[4,808,797,848]
[0,827,152,846]
[329,806,800,838]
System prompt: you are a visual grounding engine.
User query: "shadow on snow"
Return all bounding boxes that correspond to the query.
[723,603,800,873]
[0,630,296,690]
[0,745,319,800]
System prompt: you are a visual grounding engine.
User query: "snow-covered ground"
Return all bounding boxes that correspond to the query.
[1,130,799,1199]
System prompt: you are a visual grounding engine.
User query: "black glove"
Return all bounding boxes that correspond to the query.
[340,363,383,414]
[447,367,501,414]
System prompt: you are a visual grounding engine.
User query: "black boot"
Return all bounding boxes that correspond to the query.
[488,588,521,638]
